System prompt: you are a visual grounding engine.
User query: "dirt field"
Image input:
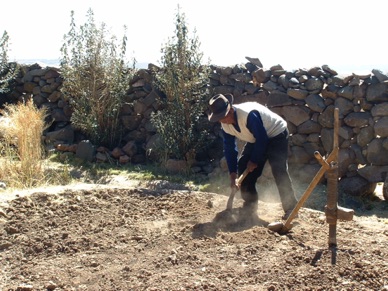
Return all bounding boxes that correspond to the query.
[0,178,387,291]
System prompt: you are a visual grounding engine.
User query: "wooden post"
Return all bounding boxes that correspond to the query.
[324,108,354,247]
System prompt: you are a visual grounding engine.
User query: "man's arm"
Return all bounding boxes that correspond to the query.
[247,110,268,165]
[223,129,238,174]
[223,129,238,188]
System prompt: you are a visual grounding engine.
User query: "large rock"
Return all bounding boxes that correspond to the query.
[351,144,368,164]
[45,125,74,144]
[75,140,95,162]
[337,86,354,100]
[321,128,334,153]
[357,126,374,147]
[122,141,137,157]
[366,83,388,102]
[358,165,388,183]
[321,84,338,98]
[252,68,270,84]
[371,103,388,117]
[338,126,354,140]
[305,94,325,113]
[371,69,388,83]
[344,112,372,128]
[322,64,338,76]
[339,176,376,197]
[245,56,263,68]
[267,91,292,107]
[302,142,322,157]
[374,117,388,137]
[305,77,324,92]
[366,139,388,165]
[165,159,187,173]
[289,146,312,164]
[290,134,307,146]
[23,82,37,92]
[51,108,70,122]
[338,148,356,178]
[297,120,322,134]
[287,88,308,100]
[278,75,289,89]
[282,105,310,126]
[318,105,335,128]
[335,97,354,118]
[263,81,279,92]
[122,115,142,131]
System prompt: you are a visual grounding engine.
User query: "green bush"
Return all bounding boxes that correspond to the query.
[151,7,210,164]
[0,31,18,95]
[60,9,135,148]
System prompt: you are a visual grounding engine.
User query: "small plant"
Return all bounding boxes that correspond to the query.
[60,9,135,148]
[0,31,18,96]
[0,98,48,188]
[151,6,210,166]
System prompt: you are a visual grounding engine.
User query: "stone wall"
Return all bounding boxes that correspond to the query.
[4,58,388,192]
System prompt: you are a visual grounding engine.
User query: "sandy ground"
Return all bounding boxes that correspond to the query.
[0,178,387,290]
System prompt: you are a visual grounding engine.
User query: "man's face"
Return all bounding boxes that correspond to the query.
[219,108,235,124]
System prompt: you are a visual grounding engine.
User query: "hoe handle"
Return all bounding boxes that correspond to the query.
[236,169,249,187]
[283,109,340,231]
[283,151,333,230]
[226,169,249,210]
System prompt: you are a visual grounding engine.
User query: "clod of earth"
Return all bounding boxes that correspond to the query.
[0,184,387,290]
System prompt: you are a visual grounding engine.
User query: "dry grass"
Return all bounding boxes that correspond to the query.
[0,99,48,188]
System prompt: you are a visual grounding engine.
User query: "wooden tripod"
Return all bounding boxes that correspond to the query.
[268,108,354,247]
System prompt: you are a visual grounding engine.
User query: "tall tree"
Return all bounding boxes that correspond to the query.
[0,31,18,96]
[151,6,210,165]
[60,9,135,148]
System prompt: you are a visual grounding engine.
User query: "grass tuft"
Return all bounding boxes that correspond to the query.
[0,99,48,188]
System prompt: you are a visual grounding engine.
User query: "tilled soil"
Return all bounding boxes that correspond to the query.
[0,182,387,290]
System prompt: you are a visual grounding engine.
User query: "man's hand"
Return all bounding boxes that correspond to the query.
[230,172,237,189]
[247,161,258,172]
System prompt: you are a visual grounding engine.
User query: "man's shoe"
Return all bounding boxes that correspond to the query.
[282,209,298,220]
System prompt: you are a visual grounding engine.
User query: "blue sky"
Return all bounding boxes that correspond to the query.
[1,0,387,75]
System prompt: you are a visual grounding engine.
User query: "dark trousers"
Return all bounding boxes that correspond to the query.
[238,129,298,211]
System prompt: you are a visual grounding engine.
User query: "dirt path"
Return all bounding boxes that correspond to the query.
[0,180,387,290]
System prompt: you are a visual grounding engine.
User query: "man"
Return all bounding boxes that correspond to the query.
[208,93,298,219]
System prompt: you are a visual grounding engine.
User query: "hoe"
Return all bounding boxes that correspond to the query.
[268,108,354,247]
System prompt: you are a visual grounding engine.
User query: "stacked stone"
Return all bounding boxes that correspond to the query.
[4,60,388,192]
[206,58,388,193]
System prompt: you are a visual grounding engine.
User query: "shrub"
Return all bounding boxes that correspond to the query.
[151,7,210,164]
[60,9,135,148]
[0,99,48,188]
[0,31,18,96]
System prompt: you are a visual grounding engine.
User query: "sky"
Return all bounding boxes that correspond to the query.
[1,0,388,75]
